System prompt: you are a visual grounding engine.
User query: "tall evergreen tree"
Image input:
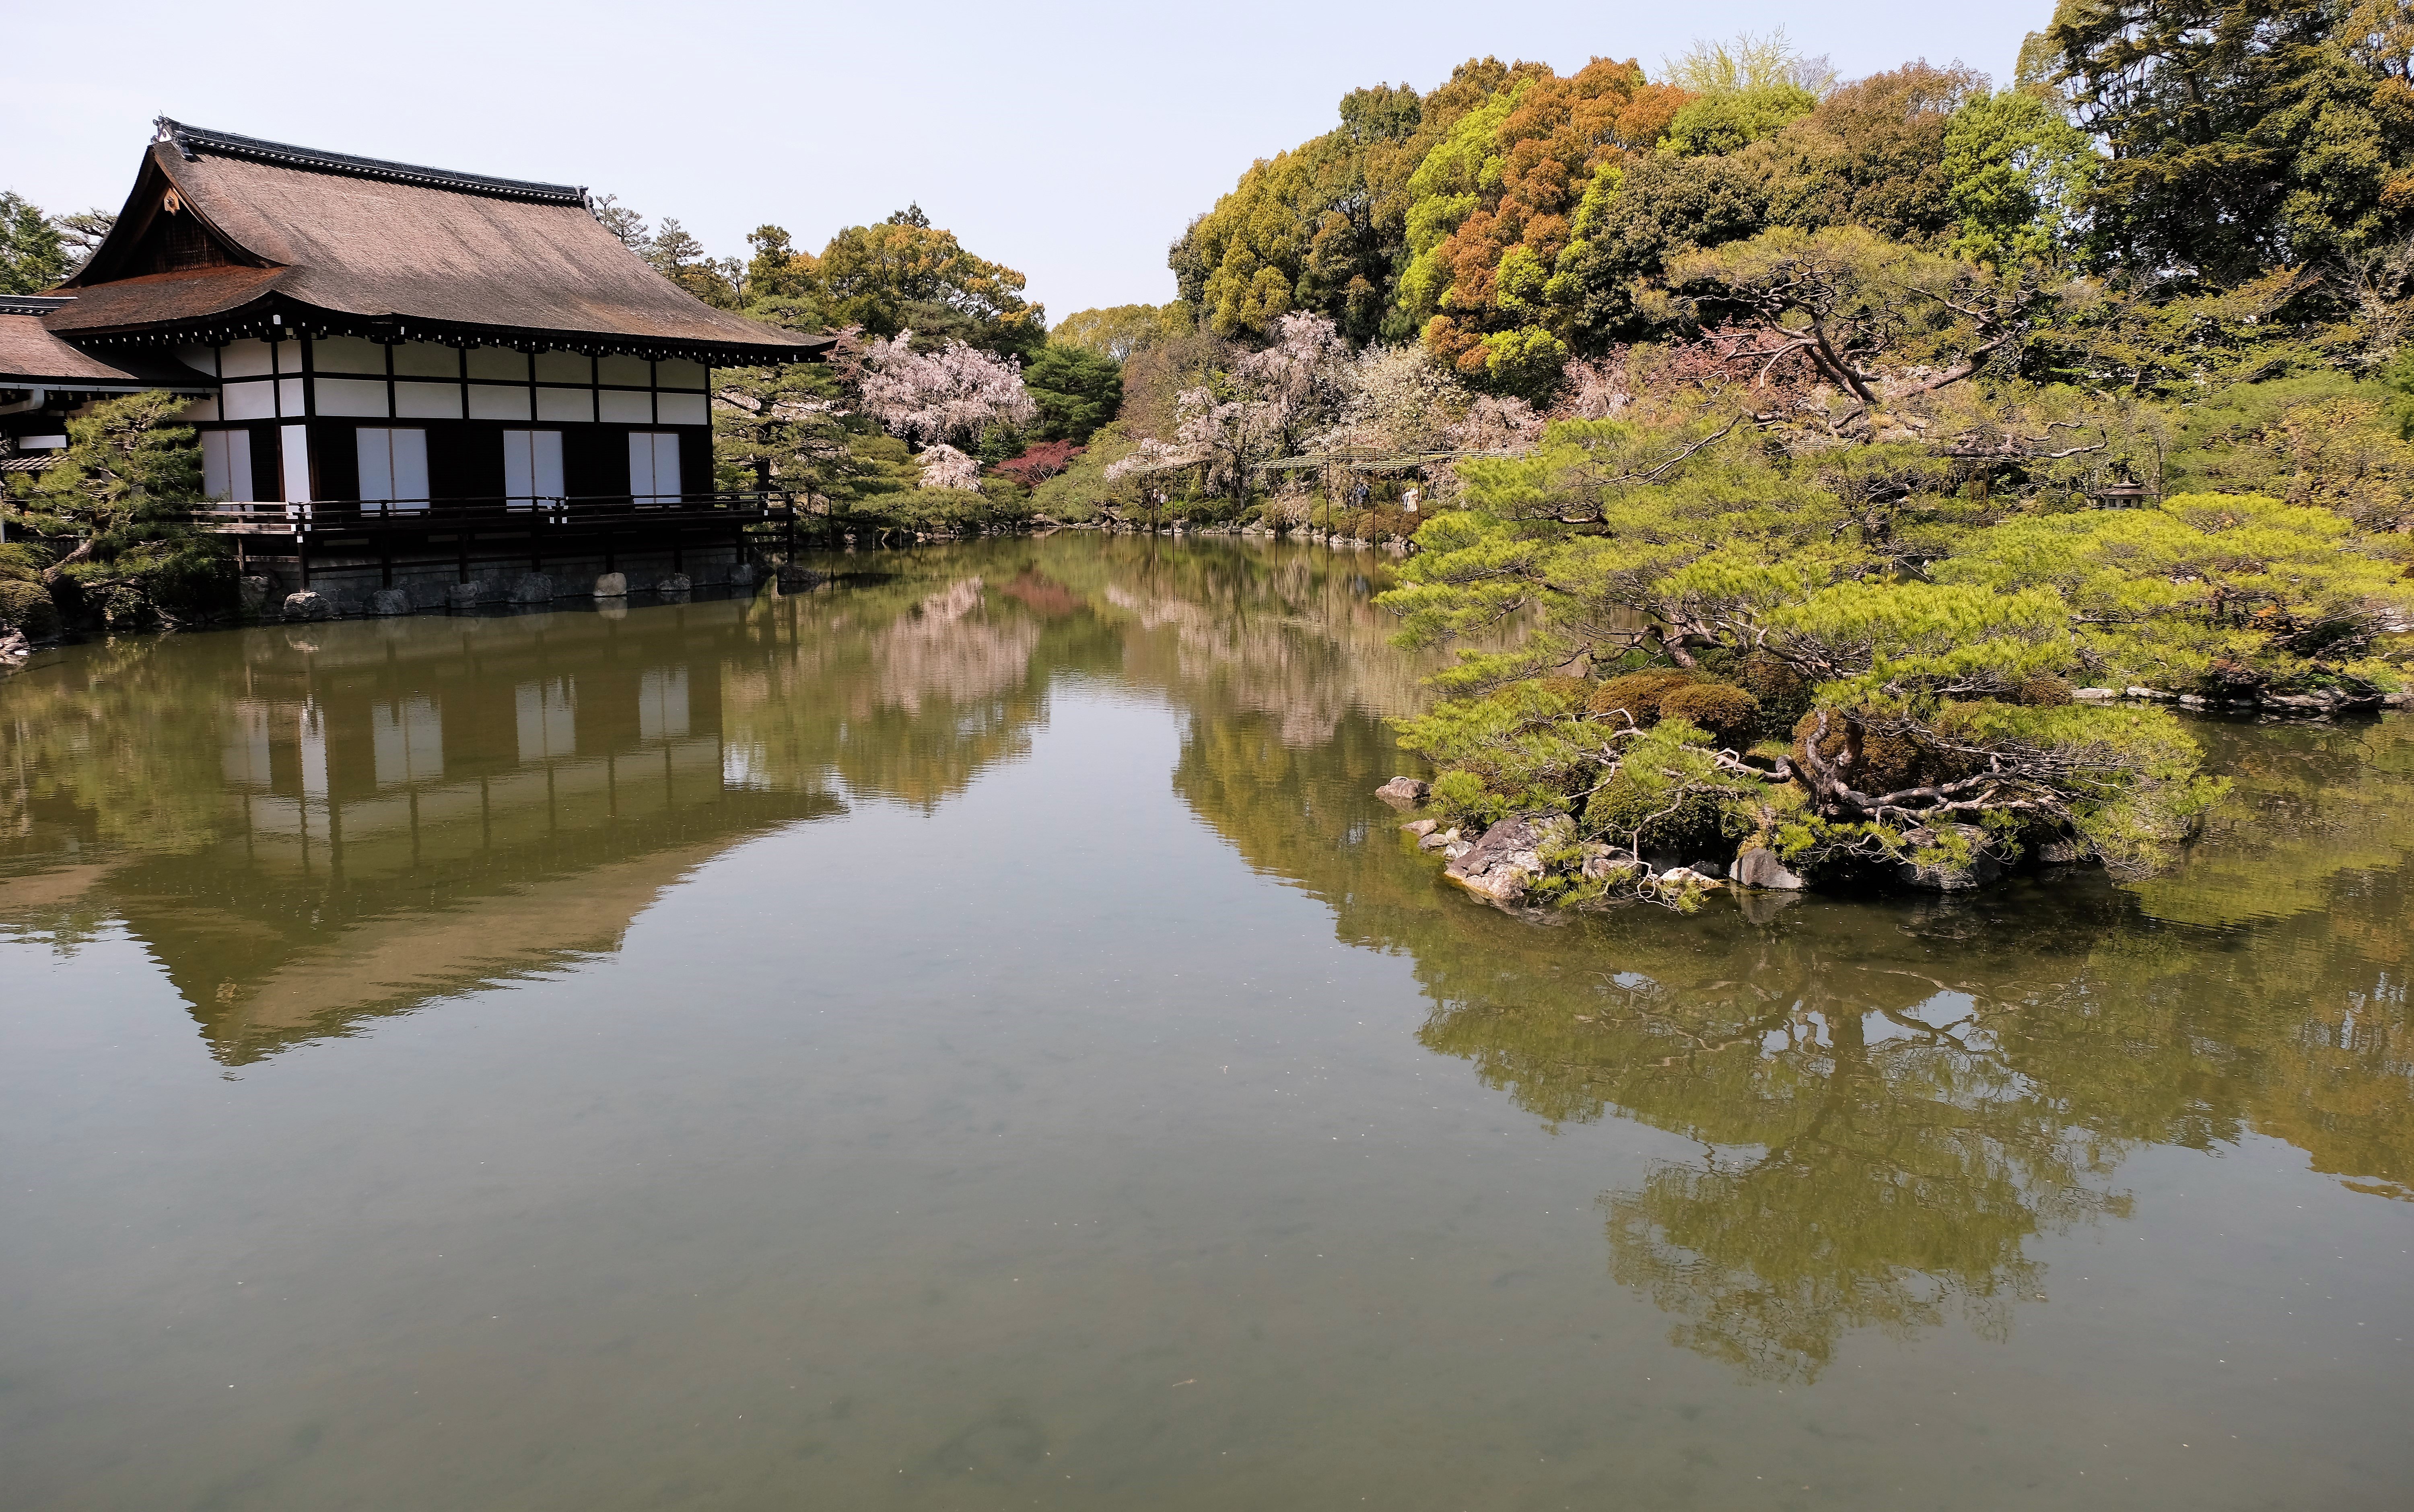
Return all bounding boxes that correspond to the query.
[2036,0,2414,280]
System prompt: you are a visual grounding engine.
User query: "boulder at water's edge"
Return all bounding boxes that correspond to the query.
[1734,847,1806,890]
[1444,814,1571,905]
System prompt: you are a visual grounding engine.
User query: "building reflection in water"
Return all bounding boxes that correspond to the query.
[2,595,849,1063]
[12,537,2400,1386]
[0,538,1421,1064]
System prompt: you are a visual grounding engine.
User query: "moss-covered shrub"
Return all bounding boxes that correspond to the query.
[2016,674,2075,707]
[1738,652,1815,736]
[1586,667,1698,724]
[1658,682,1761,746]
[1582,722,1757,859]
[0,577,60,638]
[1531,675,1595,712]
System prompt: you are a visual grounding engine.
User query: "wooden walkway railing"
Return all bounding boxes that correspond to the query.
[196,492,827,587]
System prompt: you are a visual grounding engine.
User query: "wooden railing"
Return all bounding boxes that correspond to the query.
[196,492,848,589]
[196,491,805,535]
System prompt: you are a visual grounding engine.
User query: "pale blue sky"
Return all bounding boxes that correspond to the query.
[6,1,2047,320]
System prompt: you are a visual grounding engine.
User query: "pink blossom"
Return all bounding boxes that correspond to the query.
[859,331,1037,449]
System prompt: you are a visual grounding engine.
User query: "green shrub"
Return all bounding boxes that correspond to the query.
[1028,423,1140,522]
[1586,667,1697,723]
[0,542,49,582]
[1327,505,1423,541]
[1658,682,1761,746]
[0,577,60,638]
[2016,673,2075,707]
[1737,652,1814,735]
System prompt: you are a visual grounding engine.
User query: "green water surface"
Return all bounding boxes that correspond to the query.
[2,536,2408,1510]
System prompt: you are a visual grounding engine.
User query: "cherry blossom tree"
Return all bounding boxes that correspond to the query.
[1554,356,1632,420]
[1298,342,1544,507]
[1446,394,1543,455]
[1316,343,1461,457]
[1103,437,1198,481]
[859,330,1038,452]
[1106,313,1351,500]
[1226,311,1351,456]
[915,443,982,491]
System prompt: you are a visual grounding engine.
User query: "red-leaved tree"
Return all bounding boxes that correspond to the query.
[992,440,1083,488]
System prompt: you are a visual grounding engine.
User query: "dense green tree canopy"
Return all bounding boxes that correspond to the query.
[1166,45,2053,387]
[0,191,68,295]
[1942,88,2102,266]
[816,206,1046,359]
[1155,7,2414,403]
[1049,303,1195,360]
[1021,346,1124,444]
[2035,0,2414,280]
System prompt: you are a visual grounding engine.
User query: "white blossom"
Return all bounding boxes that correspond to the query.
[1104,436,1201,482]
[1448,394,1542,454]
[915,442,982,491]
[1228,311,1351,437]
[1313,343,1460,457]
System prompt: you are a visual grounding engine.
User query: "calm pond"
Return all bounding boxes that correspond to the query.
[2,535,2409,1510]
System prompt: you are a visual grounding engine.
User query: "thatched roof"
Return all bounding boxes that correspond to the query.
[50,120,829,364]
[0,301,212,389]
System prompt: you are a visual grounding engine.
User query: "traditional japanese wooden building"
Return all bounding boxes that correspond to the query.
[23,118,829,606]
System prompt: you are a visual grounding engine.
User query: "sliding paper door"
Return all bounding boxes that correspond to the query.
[200,429,257,501]
[502,429,565,505]
[355,427,430,509]
[280,424,314,503]
[628,431,680,503]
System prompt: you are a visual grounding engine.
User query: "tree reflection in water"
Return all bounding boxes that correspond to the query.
[1176,682,2414,1381]
[4,537,2407,1387]
[0,538,1432,1059]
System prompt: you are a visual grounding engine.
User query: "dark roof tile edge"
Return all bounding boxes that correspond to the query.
[0,296,74,315]
[155,117,588,206]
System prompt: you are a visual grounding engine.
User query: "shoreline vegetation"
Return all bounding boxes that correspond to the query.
[9,7,2414,905]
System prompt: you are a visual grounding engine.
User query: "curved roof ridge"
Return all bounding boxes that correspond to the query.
[154,117,588,207]
[49,122,829,361]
